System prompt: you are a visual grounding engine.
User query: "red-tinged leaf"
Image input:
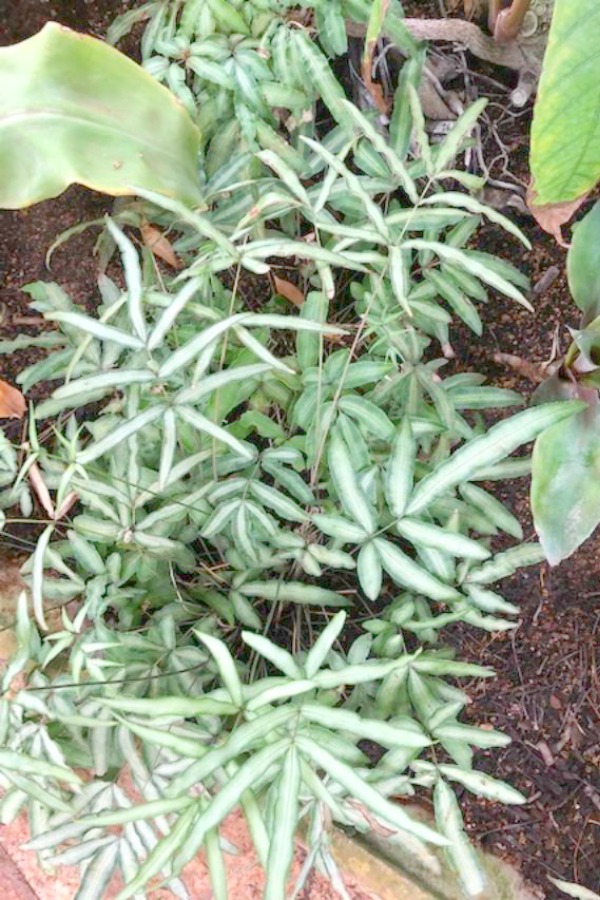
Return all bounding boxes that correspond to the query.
[273,275,304,308]
[55,491,79,521]
[28,461,55,519]
[0,379,26,419]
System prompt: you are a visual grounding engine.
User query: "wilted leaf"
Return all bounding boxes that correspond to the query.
[0,23,201,209]
[527,187,586,246]
[0,379,26,418]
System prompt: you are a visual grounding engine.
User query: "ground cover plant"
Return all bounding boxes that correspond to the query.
[0,1,595,898]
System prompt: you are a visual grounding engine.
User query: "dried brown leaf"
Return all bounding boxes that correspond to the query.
[273,275,304,308]
[527,182,588,247]
[140,221,182,269]
[0,380,26,419]
[361,0,390,116]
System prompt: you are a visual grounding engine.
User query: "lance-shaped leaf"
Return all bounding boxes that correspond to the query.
[0,23,201,209]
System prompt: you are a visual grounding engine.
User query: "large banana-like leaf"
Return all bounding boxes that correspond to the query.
[0,23,201,208]
[529,0,600,236]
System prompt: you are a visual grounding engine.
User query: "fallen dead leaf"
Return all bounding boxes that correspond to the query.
[361,0,390,117]
[140,221,182,269]
[273,275,304,308]
[0,379,26,419]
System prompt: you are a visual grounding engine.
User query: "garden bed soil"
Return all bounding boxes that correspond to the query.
[1,2,598,898]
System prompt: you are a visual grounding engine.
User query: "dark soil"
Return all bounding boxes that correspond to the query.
[0,2,598,899]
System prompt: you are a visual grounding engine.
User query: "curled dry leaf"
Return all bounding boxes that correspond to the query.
[361,0,390,117]
[28,460,55,519]
[273,275,305,308]
[0,379,26,419]
[140,221,182,269]
[527,182,588,247]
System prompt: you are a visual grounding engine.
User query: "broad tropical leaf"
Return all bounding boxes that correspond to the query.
[529,0,600,232]
[0,23,201,208]
[531,403,600,564]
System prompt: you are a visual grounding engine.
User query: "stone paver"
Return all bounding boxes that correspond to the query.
[0,841,37,900]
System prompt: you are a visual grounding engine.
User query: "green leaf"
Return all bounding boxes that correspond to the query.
[171,740,290,874]
[312,514,369,543]
[195,632,244,707]
[165,709,297,797]
[396,518,490,561]
[465,544,546,584]
[53,369,154,399]
[241,632,302,679]
[77,406,164,464]
[374,538,460,602]
[102,696,238,717]
[385,418,416,519]
[0,23,201,208]
[328,428,376,533]
[357,542,383,601]
[438,764,526,805]
[249,481,308,523]
[300,704,429,749]
[46,311,143,349]
[74,839,119,900]
[532,403,600,564]
[548,878,600,900]
[407,402,586,516]
[238,581,350,608]
[567,202,600,318]
[296,736,447,846]
[0,749,81,784]
[32,524,54,630]
[176,406,255,460]
[338,395,395,441]
[264,747,301,900]
[297,292,328,370]
[304,611,346,678]
[116,804,197,900]
[434,779,486,898]
[460,483,523,540]
[530,0,600,207]
[422,190,529,247]
[402,240,532,310]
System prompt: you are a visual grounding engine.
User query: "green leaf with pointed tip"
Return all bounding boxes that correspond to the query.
[407,401,585,516]
[530,0,600,208]
[532,403,600,565]
[567,202,600,318]
[0,23,201,209]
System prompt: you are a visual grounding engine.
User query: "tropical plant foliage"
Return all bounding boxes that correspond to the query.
[531,201,600,564]
[529,0,600,232]
[0,2,583,897]
[0,23,201,208]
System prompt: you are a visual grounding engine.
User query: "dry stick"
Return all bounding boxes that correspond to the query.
[346,17,532,71]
